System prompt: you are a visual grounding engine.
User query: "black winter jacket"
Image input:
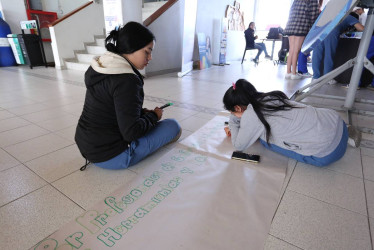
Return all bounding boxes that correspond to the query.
[244,27,256,49]
[75,52,158,163]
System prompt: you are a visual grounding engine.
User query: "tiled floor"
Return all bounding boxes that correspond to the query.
[0,60,374,250]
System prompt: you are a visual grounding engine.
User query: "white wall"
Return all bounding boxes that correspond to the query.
[122,0,142,24]
[0,0,28,34]
[49,2,105,69]
[146,0,183,74]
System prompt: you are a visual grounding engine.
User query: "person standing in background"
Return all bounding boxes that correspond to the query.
[284,0,320,80]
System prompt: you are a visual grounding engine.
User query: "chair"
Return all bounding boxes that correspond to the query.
[241,46,258,64]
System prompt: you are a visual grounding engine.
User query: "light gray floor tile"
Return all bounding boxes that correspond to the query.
[363,155,374,182]
[0,165,47,207]
[162,109,194,122]
[3,134,73,162]
[0,185,83,250]
[21,107,71,123]
[264,235,302,250]
[179,116,212,132]
[365,180,374,219]
[193,112,217,120]
[270,190,372,250]
[288,163,367,215]
[7,103,50,116]
[34,114,79,132]
[60,102,84,116]
[0,124,50,147]
[279,159,297,200]
[370,217,374,248]
[25,144,83,183]
[54,125,77,142]
[325,146,362,178]
[52,167,137,210]
[0,110,16,120]
[0,98,38,109]
[0,149,20,172]
[361,147,374,157]
[0,117,30,133]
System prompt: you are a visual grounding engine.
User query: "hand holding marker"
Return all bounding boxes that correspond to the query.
[159,102,173,109]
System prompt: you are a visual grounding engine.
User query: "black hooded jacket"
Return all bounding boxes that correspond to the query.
[75,52,158,163]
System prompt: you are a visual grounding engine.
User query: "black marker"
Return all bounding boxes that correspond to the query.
[160,102,173,109]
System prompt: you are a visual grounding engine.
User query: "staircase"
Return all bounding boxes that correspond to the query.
[64,1,167,71]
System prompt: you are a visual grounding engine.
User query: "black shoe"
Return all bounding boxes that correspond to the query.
[252,59,259,63]
[265,55,271,59]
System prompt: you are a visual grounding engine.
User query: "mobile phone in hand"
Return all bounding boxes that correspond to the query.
[159,102,173,109]
[231,151,260,163]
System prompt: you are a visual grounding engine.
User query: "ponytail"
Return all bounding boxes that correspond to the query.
[105,29,120,53]
[223,79,296,143]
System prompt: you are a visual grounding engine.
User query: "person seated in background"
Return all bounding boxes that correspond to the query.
[244,22,271,63]
[311,12,364,84]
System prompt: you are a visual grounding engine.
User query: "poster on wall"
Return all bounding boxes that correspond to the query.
[197,33,212,69]
[178,0,198,77]
[103,0,123,35]
[219,18,228,65]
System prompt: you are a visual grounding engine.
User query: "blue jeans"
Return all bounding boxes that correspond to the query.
[254,43,269,60]
[297,52,310,74]
[95,119,181,170]
[312,34,339,79]
[259,122,348,167]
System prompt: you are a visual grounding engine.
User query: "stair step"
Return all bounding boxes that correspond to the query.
[76,53,99,64]
[96,38,105,47]
[86,45,106,55]
[65,60,90,71]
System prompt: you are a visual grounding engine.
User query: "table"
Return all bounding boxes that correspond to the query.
[264,38,282,60]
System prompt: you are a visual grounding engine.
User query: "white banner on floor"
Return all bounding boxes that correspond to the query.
[32,115,287,250]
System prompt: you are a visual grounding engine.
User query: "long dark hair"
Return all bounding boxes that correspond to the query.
[223,79,296,143]
[105,21,155,54]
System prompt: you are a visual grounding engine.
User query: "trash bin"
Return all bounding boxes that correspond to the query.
[0,17,16,67]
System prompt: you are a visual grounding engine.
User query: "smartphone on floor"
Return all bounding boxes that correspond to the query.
[231,151,260,163]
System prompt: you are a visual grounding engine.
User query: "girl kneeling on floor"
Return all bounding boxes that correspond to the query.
[75,22,181,170]
[223,79,360,167]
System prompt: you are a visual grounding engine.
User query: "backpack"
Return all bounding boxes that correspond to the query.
[278,50,288,64]
[266,27,283,39]
[277,36,289,64]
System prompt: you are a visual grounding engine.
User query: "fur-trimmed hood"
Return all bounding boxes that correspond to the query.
[91,51,135,75]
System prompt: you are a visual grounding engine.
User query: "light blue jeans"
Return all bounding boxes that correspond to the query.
[254,43,269,60]
[312,34,339,79]
[95,119,181,170]
[259,121,348,167]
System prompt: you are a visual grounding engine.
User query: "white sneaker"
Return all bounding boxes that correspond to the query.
[328,79,337,85]
[299,72,313,78]
[285,73,292,79]
[291,74,302,80]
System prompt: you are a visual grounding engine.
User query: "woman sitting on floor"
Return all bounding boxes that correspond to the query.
[75,22,181,170]
[223,79,361,167]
